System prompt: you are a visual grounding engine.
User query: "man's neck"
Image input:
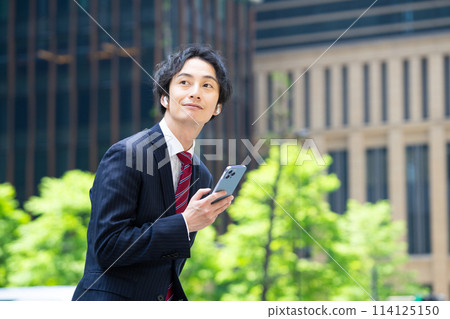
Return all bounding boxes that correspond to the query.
[163,115,203,151]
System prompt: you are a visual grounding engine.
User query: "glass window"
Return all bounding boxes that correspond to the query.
[77,55,90,90]
[120,84,132,139]
[77,88,90,127]
[421,58,428,119]
[0,1,7,23]
[381,62,388,123]
[15,0,30,54]
[15,96,28,131]
[364,64,370,124]
[0,62,6,138]
[256,1,450,51]
[119,0,133,44]
[0,6,6,55]
[14,143,27,203]
[342,66,348,126]
[448,143,450,254]
[257,0,373,21]
[34,146,47,191]
[366,148,388,203]
[97,86,110,162]
[77,3,90,49]
[445,56,450,118]
[329,150,348,215]
[267,72,273,132]
[76,125,89,171]
[36,91,47,133]
[304,70,310,129]
[404,59,410,120]
[16,64,28,97]
[325,68,331,128]
[194,0,203,43]
[56,134,68,178]
[288,72,293,128]
[406,145,430,255]
[56,1,70,53]
[0,148,5,182]
[140,82,153,127]
[98,0,111,42]
[56,91,69,130]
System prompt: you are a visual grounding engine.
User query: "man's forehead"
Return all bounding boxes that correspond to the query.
[177,58,216,76]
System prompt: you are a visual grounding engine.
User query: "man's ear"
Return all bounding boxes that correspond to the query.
[161,95,169,108]
[214,104,222,115]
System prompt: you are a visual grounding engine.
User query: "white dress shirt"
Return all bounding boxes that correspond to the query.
[159,118,195,238]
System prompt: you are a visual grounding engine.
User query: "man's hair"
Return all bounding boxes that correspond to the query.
[153,44,233,117]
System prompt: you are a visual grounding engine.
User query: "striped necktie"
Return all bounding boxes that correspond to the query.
[175,151,192,214]
[166,151,192,301]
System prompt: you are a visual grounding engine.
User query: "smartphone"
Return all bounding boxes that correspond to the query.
[211,165,247,204]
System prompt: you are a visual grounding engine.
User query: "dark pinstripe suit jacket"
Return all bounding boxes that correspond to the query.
[72,123,212,301]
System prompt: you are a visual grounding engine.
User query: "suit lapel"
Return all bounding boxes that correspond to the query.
[189,154,200,199]
[149,124,176,217]
[149,123,201,216]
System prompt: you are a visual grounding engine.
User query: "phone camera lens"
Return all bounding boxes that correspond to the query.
[225,170,234,179]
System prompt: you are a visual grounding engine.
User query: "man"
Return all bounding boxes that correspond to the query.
[72,45,233,301]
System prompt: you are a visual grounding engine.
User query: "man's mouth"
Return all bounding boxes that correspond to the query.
[183,103,202,109]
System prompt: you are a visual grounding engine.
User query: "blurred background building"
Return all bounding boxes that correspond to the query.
[253,0,450,298]
[0,0,254,208]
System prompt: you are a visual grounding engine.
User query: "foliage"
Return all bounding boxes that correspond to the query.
[334,200,422,300]
[6,170,94,286]
[1,153,420,299]
[0,184,30,287]
[182,145,420,300]
[180,226,224,300]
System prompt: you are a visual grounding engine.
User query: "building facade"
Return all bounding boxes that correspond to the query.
[254,0,450,298]
[0,0,255,204]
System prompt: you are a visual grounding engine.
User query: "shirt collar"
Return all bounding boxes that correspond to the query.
[159,118,195,158]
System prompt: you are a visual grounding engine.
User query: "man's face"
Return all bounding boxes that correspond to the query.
[162,57,220,126]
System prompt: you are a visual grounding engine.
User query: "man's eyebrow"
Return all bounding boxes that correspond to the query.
[176,73,218,84]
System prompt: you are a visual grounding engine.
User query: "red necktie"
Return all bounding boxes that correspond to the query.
[174,151,192,215]
[166,151,192,301]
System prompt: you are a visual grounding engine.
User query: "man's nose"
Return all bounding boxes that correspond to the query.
[189,84,201,100]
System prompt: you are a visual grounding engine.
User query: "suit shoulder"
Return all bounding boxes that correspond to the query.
[194,155,211,174]
[107,127,163,154]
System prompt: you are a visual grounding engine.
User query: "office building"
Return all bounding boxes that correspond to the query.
[254,0,450,298]
[0,0,254,204]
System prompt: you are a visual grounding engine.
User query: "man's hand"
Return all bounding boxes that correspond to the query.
[182,188,233,232]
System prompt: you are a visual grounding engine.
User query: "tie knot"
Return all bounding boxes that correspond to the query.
[177,151,192,166]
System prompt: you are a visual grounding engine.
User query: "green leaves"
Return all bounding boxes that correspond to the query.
[182,145,420,300]
[0,184,30,287]
[0,151,420,300]
[1,170,94,287]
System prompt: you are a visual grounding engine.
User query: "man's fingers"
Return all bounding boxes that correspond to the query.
[212,195,234,209]
[191,188,212,201]
[208,190,228,203]
[212,195,234,216]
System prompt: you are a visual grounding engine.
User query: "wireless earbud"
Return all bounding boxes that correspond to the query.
[163,96,168,106]
[215,104,221,114]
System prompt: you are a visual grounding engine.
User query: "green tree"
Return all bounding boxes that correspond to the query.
[334,200,421,300]
[182,145,420,300]
[6,170,94,286]
[216,145,343,300]
[180,226,224,300]
[0,183,30,287]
